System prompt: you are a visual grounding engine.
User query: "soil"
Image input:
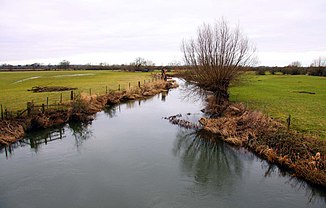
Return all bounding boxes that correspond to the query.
[28,86,78,92]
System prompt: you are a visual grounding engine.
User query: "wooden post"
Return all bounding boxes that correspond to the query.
[89,88,92,96]
[46,97,49,108]
[1,104,3,119]
[138,81,141,88]
[70,91,74,100]
[287,114,291,130]
[129,82,130,89]
[118,84,121,91]
[60,93,63,103]
[27,102,33,117]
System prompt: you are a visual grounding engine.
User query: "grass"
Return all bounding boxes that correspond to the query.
[229,73,326,138]
[0,70,158,111]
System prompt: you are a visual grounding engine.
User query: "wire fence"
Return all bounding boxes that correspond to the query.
[0,76,162,120]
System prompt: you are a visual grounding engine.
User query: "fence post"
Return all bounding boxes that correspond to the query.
[70,91,74,100]
[60,93,63,103]
[89,88,92,96]
[287,114,291,130]
[118,84,121,91]
[46,97,49,108]
[138,81,140,88]
[27,102,33,117]
[1,104,3,119]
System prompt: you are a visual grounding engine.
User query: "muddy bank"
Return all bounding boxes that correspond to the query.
[198,102,326,187]
[0,80,178,146]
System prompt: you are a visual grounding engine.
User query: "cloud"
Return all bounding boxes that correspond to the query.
[1,0,325,66]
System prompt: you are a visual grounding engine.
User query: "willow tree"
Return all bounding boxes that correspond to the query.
[182,19,256,109]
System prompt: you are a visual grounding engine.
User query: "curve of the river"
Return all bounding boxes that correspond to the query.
[0,79,325,208]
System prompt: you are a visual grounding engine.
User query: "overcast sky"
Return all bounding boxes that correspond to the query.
[0,0,325,66]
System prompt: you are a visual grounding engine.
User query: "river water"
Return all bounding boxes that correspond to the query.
[0,80,325,208]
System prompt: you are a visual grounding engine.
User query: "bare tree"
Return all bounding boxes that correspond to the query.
[311,57,326,67]
[130,57,147,71]
[59,60,70,70]
[289,61,302,67]
[181,19,256,108]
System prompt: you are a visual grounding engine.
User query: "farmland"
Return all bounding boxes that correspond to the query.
[0,70,325,138]
[230,73,326,138]
[0,70,158,111]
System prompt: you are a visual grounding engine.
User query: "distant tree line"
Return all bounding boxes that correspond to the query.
[0,58,170,72]
[254,58,326,77]
[254,66,326,77]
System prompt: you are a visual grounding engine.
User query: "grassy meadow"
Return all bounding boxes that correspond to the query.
[230,73,326,138]
[1,70,325,138]
[0,70,158,111]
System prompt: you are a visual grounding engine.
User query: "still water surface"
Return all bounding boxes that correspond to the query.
[0,80,325,208]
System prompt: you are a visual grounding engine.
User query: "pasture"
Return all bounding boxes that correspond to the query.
[0,70,158,111]
[230,73,326,138]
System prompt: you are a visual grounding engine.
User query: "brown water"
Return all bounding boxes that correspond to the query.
[0,79,325,208]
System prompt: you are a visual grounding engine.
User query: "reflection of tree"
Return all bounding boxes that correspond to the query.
[173,129,326,204]
[263,163,326,205]
[103,106,117,118]
[173,129,243,188]
[68,121,93,148]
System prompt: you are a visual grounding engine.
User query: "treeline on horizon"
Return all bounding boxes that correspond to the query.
[0,63,325,77]
[254,66,326,77]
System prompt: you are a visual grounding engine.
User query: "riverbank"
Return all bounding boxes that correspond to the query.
[0,80,178,146]
[198,99,326,187]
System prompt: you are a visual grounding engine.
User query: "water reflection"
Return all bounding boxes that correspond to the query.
[0,121,94,158]
[262,163,326,204]
[173,129,243,188]
[174,128,326,204]
[68,121,93,148]
[0,126,65,158]
[103,105,118,118]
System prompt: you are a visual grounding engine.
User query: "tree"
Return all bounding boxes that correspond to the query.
[311,57,326,67]
[59,60,70,70]
[289,61,301,67]
[130,57,155,71]
[181,19,256,108]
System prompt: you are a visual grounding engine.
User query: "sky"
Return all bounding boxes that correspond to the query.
[0,0,325,66]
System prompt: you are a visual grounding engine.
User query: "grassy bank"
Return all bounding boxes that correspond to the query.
[230,73,326,138]
[0,70,158,111]
[0,79,178,146]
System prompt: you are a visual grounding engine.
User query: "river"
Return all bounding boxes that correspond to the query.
[0,79,325,208]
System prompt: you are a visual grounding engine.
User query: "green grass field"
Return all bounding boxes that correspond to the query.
[230,73,326,138]
[1,70,325,138]
[0,70,158,111]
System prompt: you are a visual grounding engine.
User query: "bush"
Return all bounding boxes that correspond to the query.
[255,68,266,75]
[71,95,89,113]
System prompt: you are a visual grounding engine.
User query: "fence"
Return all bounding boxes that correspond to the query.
[0,76,162,120]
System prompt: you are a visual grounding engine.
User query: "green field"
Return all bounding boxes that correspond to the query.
[1,70,325,138]
[0,70,157,111]
[230,73,326,138]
